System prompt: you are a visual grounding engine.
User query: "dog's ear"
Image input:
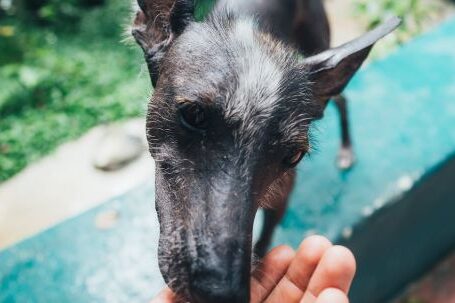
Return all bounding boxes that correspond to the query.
[132,0,194,86]
[301,17,401,106]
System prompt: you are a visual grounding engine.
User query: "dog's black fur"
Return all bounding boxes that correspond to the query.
[132,1,400,302]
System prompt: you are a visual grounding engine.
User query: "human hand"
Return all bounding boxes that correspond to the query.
[151,235,356,303]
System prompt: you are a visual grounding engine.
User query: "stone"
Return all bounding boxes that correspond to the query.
[92,119,147,171]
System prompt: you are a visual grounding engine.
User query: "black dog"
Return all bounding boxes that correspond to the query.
[132,1,400,302]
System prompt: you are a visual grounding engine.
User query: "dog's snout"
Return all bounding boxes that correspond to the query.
[190,270,249,303]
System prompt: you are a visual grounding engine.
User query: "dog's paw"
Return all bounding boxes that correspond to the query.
[337,146,356,170]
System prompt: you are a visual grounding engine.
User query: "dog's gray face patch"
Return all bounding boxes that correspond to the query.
[161,14,317,152]
[226,18,283,120]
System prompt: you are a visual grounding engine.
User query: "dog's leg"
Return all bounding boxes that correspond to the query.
[254,205,287,258]
[293,0,331,56]
[334,94,355,170]
[254,171,295,258]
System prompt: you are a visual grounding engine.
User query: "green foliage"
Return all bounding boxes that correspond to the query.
[0,0,221,182]
[0,0,150,182]
[195,0,217,21]
[353,0,440,46]
[11,0,105,28]
[0,33,24,65]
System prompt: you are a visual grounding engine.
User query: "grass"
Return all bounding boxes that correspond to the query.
[352,0,444,57]
[0,0,218,183]
[0,0,150,182]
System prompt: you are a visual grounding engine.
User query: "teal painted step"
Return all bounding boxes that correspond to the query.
[0,185,161,303]
[271,16,455,302]
[2,16,455,303]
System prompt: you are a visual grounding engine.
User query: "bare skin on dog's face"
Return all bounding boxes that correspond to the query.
[132,1,400,302]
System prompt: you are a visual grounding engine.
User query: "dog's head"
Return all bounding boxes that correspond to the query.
[132,1,399,302]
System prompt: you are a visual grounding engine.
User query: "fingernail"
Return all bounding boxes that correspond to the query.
[300,291,317,303]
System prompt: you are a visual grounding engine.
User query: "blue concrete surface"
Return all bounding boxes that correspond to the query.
[0,185,162,303]
[274,17,455,246]
[1,16,455,303]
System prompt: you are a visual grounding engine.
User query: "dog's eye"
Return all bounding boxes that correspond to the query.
[285,151,305,168]
[178,102,207,131]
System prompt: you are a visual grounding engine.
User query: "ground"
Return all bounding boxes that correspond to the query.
[0,119,153,249]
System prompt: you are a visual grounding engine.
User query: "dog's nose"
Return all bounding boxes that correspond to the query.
[190,268,249,303]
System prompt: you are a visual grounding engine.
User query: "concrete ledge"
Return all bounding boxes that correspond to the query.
[272,17,455,302]
[341,154,455,302]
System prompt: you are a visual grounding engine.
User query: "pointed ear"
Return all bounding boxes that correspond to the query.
[132,0,194,86]
[302,17,401,103]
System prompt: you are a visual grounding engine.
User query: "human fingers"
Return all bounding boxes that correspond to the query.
[250,245,295,303]
[264,236,333,303]
[301,245,356,302]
